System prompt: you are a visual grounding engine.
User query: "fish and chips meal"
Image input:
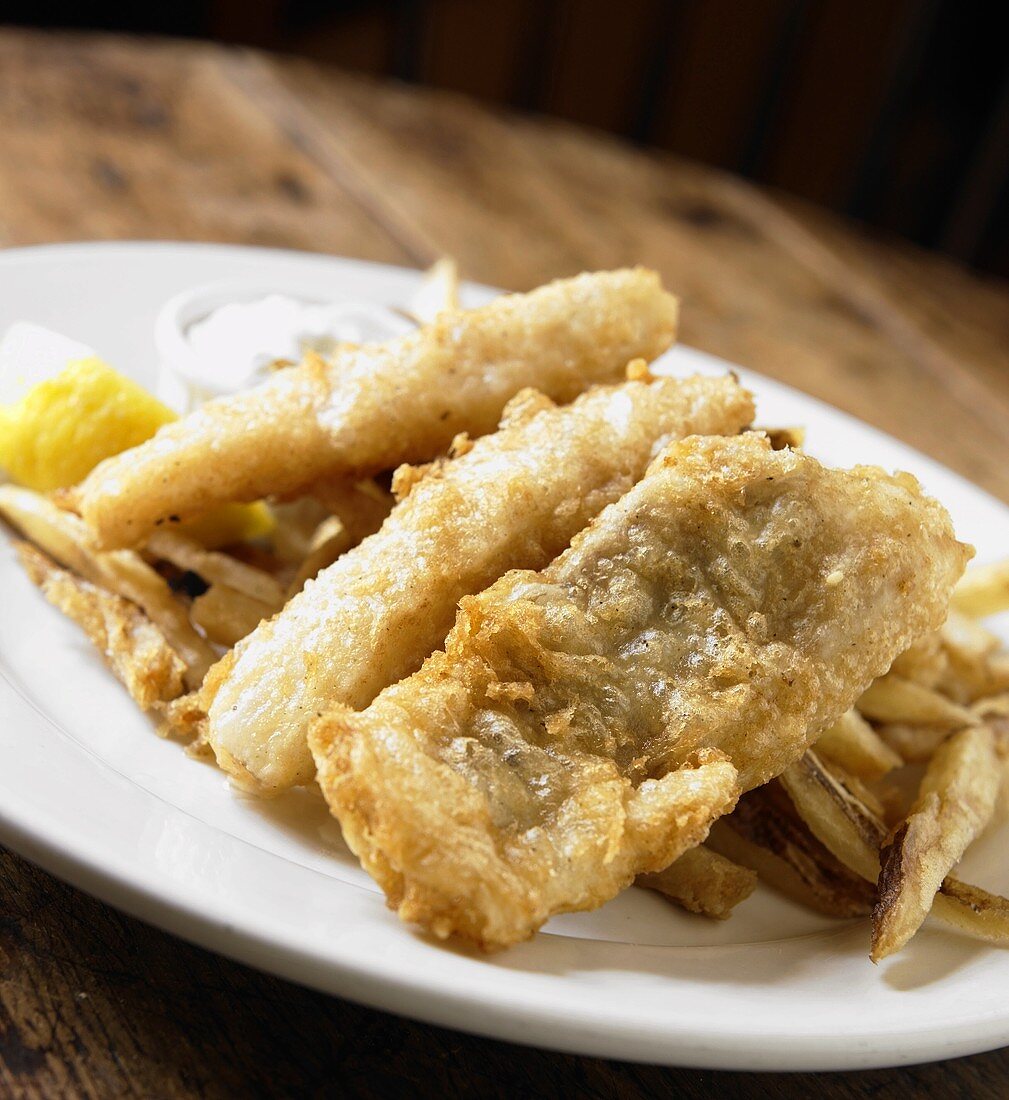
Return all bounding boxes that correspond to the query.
[3,262,1009,961]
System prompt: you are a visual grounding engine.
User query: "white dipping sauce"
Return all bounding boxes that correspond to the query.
[159,293,417,412]
[185,296,414,393]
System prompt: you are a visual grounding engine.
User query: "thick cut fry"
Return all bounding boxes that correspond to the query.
[889,631,947,689]
[75,269,679,548]
[190,584,276,647]
[409,256,460,322]
[268,498,333,565]
[939,612,1009,702]
[145,530,285,608]
[708,785,874,917]
[872,725,999,960]
[17,543,184,709]
[287,478,397,595]
[307,477,395,543]
[0,485,215,685]
[815,708,902,781]
[638,845,757,920]
[953,559,1009,618]
[874,722,951,764]
[311,434,968,948]
[943,610,1000,661]
[779,750,887,881]
[286,517,345,596]
[857,674,975,729]
[935,879,1009,944]
[782,750,1009,952]
[206,373,756,791]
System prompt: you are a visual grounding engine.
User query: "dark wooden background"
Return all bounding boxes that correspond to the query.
[2,24,1009,1099]
[3,0,1009,277]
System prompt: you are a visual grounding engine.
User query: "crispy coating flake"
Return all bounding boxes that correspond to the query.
[75,269,679,548]
[310,434,970,948]
[17,542,185,710]
[206,373,755,790]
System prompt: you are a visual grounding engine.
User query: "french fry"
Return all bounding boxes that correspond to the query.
[952,559,1009,618]
[709,784,874,917]
[874,722,950,764]
[944,652,1009,705]
[936,611,1009,702]
[971,706,1009,818]
[286,479,394,595]
[943,610,1001,660]
[934,879,1009,944]
[971,700,1009,756]
[190,584,276,647]
[291,474,397,593]
[409,256,460,323]
[779,750,889,881]
[17,543,185,710]
[288,516,347,595]
[0,485,214,685]
[308,477,393,545]
[782,749,1009,953]
[889,631,947,689]
[872,724,999,960]
[145,529,285,608]
[638,844,757,920]
[268,497,332,565]
[815,708,902,781]
[857,673,975,729]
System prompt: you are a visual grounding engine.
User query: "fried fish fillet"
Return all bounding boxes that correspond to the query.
[310,434,970,948]
[206,373,755,791]
[75,269,678,548]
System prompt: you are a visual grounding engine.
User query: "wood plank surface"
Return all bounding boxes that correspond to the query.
[2,26,1009,1099]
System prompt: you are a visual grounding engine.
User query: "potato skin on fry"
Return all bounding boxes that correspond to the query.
[76,269,679,549]
[782,747,1009,954]
[872,724,999,961]
[709,785,875,917]
[206,373,755,791]
[311,434,968,948]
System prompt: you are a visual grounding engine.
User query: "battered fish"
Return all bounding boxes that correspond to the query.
[76,269,678,548]
[310,434,970,948]
[206,373,755,790]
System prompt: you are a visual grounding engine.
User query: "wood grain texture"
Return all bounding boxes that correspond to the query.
[2,25,1009,1098]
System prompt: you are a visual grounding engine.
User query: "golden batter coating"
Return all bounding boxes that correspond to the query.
[206,373,755,790]
[16,543,185,710]
[75,269,679,548]
[310,434,970,949]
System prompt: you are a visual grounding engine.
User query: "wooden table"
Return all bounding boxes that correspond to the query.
[3,27,1009,1098]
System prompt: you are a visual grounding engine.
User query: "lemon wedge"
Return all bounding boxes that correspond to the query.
[0,355,274,548]
[0,357,174,492]
[179,501,276,547]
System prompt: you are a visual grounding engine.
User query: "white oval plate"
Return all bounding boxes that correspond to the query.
[2,242,1008,1072]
